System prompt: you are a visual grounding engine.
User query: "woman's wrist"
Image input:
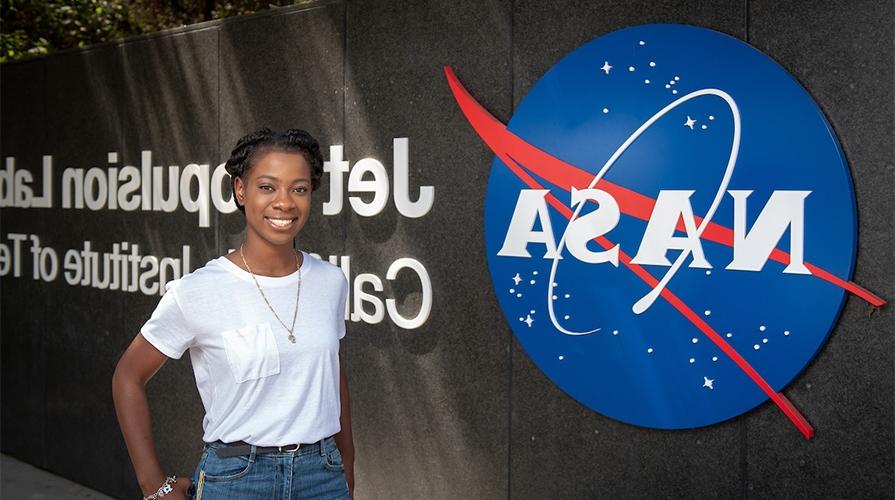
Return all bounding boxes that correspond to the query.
[142,475,177,499]
[138,470,169,496]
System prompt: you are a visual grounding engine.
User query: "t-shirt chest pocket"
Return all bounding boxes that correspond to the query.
[220,323,281,383]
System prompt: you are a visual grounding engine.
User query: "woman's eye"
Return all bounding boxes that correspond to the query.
[294,186,308,193]
[259,185,273,191]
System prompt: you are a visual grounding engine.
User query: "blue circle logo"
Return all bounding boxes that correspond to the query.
[447,24,883,436]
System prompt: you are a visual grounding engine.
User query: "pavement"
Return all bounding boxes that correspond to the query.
[1,454,118,499]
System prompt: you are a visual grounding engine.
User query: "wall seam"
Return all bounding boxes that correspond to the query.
[507,0,515,498]
[342,0,348,255]
[215,26,221,257]
[114,44,127,493]
[340,0,348,373]
[741,2,750,495]
[40,57,49,471]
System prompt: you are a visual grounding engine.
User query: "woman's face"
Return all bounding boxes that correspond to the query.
[234,150,312,249]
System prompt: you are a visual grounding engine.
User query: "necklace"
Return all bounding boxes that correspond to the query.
[239,244,301,344]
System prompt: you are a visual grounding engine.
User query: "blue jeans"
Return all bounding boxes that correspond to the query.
[189,436,350,500]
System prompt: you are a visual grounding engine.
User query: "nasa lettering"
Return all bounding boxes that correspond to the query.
[447,24,884,437]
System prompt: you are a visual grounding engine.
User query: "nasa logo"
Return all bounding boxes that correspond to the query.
[446,24,884,438]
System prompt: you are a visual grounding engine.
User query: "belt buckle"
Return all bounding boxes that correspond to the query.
[278,443,300,453]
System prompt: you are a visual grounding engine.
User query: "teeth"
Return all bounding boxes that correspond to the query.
[268,218,294,227]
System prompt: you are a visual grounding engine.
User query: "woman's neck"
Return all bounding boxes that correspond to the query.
[239,239,300,277]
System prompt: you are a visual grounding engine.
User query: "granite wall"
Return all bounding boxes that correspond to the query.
[1,1,892,498]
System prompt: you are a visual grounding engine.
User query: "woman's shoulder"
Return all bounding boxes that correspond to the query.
[166,256,235,293]
[305,253,348,286]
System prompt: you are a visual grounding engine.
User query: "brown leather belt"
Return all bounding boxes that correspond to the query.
[215,441,303,458]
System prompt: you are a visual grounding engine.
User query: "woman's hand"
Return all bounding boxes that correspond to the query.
[167,476,193,499]
[142,476,192,500]
[346,469,355,499]
[335,354,355,499]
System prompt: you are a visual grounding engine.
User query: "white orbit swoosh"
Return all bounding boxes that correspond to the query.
[548,89,741,336]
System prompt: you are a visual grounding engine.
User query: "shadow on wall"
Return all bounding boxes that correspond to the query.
[4,1,517,499]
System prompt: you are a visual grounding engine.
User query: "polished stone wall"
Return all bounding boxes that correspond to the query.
[1,1,891,498]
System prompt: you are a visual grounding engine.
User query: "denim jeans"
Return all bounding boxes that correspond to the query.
[189,436,350,500]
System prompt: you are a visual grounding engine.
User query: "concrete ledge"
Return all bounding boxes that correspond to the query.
[1,455,117,500]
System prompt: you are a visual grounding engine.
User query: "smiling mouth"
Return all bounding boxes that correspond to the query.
[265,217,297,228]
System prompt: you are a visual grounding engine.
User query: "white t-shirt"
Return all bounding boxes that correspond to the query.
[141,252,348,446]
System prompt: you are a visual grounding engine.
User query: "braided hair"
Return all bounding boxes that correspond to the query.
[224,128,325,213]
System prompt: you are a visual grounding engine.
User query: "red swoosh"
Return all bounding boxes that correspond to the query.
[443,65,874,439]
[445,67,884,308]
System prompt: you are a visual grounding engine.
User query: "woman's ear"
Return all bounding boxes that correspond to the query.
[233,176,245,207]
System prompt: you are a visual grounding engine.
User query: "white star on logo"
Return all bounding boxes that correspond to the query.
[600,61,612,74]
[524,314,534,327]
[685,116,696,129]
[512,273,522,285]
[703,376,714,390]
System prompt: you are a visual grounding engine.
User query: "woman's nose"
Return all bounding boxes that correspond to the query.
[273,190,295,209]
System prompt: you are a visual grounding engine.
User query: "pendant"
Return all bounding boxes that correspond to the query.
[288,333,296,344]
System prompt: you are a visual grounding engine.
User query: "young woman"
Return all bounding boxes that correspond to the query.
[112,128,354,500]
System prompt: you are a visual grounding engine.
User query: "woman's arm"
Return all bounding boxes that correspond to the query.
[112,333,191,499]
[334,353,355,498]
